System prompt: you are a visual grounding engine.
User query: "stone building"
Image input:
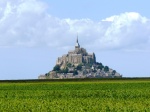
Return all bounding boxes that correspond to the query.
[56,37,96,66]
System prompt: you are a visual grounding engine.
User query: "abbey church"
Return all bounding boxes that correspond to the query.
[56,37,96,66]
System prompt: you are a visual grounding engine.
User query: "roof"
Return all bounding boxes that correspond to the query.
[88,53,94,55]
[69,54,82,56]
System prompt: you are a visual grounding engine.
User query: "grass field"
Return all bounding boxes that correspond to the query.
[0,78,150,111]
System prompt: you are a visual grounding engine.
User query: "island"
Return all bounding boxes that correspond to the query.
[38,36,122,79]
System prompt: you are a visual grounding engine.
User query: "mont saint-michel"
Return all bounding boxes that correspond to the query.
[38,37,122,79]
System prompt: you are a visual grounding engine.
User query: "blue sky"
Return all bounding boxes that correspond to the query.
[0,0,150,79]
[45,0,150,20]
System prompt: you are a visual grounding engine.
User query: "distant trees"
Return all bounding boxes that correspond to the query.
[53,65,68,73]
[61,67,68,73]
[53,65,60,72]
[45,73,49,76]
[85,63,92,68]
[97,62,104,70]
[53,62,112,75]
[104,66,109,72]
[73,70,78,75]
[112,70,116,75]
[76,64,82,70]
[67,63,72,67]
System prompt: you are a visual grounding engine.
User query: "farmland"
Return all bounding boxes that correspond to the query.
[0,78,150,111]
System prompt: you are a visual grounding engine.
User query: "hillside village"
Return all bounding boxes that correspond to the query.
[38,37,122,79]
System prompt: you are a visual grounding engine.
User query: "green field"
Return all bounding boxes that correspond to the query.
[0,78,150,112]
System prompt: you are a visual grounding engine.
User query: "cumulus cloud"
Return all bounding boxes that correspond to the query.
[0,0,150,51]
[100,12,150,50]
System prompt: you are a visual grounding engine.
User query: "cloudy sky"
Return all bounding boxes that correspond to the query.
[0,0,150,79]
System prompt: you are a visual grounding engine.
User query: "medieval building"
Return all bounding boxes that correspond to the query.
[38,36,122,79]
[56,37,96,66]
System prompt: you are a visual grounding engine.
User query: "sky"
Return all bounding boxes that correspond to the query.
[0,0,150,80]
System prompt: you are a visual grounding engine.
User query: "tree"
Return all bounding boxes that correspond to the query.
[104,66,109,72]
[45,73,49,76]
[85,63,92,68]
[76,64,82,70]
[73,70,78,75]
[62,67,68,73]
[53,65,60,72]
[67,63,72,67]
[96,62,104,70]
[96,62,103,66]
[97,65,104,70]
[112,70,116,75]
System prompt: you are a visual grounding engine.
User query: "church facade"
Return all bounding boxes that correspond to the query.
[56,37,96,66]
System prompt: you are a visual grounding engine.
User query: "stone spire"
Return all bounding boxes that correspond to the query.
[75,34,80,48]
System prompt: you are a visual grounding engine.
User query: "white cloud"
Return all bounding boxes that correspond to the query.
[100,12,150,50]
[0,0,150,52]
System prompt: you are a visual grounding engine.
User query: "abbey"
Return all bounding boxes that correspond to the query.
[38,36,122,79]
[56,37,96,66]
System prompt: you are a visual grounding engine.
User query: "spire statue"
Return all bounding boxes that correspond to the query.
[76,33,78,43]
[75,34,80,48]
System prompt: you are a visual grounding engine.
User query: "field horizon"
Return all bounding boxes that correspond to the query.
[0,77,150,83]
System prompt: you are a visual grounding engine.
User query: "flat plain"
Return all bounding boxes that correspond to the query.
[0,78,150,111]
